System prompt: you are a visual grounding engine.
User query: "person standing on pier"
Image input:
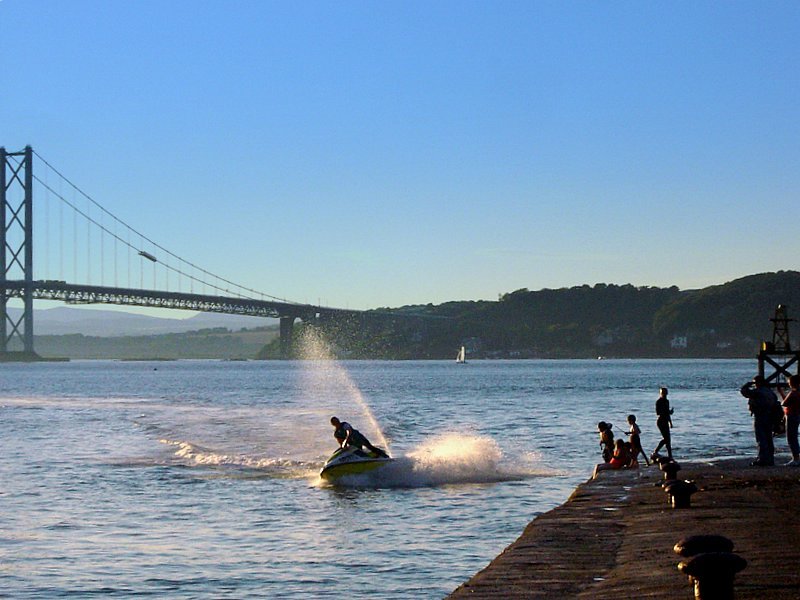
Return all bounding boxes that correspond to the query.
[597,421,614,463]
[626,414,649,466]
[651,387,674,461]
[778,375,800,467]
[740,375,779,466]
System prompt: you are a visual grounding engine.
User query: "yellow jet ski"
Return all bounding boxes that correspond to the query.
[319,446,393,482]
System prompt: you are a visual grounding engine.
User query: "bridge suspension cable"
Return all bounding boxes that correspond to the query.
[3,145,385,361]
[13,150,303,306]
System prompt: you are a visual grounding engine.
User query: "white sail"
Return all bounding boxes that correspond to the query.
[456,346,466,363]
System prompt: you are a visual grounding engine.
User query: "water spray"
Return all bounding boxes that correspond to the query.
[296,327,391,453]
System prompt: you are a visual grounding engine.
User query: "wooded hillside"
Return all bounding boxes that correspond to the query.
[259,271,800,359]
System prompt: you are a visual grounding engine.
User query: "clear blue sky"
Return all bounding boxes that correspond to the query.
[2,1,799,310]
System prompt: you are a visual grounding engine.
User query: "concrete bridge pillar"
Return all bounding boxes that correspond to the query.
[279,315,295,359]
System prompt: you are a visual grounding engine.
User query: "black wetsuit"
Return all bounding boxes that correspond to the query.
[334,422,387,457]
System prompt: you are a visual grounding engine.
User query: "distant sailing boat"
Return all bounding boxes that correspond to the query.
[456,346,467,364]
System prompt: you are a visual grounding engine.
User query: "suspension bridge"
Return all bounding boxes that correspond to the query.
[0,146,375,360]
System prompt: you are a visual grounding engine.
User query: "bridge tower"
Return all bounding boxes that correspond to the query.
[1,146,38,359]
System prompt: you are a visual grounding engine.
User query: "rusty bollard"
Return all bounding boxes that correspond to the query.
[663,479,698,508]
[678,553,747,600]
[658,459,681,481]
[674,535,746,600]
[674,535,735,556]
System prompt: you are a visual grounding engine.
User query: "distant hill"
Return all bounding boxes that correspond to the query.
[1,306,279,359]
[652,271,800,340]
[259,271,800,359]
[33,326,279,360]
[7,306,275,337]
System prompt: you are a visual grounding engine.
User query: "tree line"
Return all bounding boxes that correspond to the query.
[259,271,800,359]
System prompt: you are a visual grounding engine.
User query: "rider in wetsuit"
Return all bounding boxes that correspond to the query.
[330,416,389,458]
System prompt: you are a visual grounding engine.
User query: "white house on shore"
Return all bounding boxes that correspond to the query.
[670,335,688,349]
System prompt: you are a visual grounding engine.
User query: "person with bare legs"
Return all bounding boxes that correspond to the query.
[778,375,800,466]
[626,414,649,466]
[593,439,632,478]
[651,387,673,461]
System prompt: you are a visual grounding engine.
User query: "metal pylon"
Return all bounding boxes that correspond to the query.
[1,146,36,357]
[758,304,799,387]
[772,304,793,352]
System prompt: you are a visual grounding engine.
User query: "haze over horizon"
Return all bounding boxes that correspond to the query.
[3,2,798,314]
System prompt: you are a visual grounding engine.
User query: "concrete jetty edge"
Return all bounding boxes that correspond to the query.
[448,457,800,599]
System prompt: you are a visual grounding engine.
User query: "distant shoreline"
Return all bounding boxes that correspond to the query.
[2,355,757,362]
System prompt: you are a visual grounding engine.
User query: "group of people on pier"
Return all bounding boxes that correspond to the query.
[740,374,800,467]
[592,376,800,477]
[593,387,674,478]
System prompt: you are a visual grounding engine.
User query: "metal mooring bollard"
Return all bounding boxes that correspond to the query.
[674,535,735,557]
[674,536,746,600]
[658,459,681,481]
[677,552,747,600]
[663,480,698,508]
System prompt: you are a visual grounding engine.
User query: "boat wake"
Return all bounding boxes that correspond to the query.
[160,432,549,487]
[316,433,551,488]
[159,439,317,477]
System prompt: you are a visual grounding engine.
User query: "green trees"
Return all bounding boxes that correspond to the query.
[293,272,800,359]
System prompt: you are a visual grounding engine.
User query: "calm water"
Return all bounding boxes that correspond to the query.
[1,359,762,598]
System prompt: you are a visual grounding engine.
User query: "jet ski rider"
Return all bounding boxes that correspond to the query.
[330,416,389,458]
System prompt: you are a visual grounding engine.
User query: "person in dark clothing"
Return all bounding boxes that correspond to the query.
[652,387,674,460]
[740,375,779,466]
[778,374,800,466]
[330,416,389,457]
[597,421,615,463]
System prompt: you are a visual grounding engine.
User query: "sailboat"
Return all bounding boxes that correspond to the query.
[456,345,467,364]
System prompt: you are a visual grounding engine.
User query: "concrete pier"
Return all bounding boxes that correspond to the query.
[449,458,800,599]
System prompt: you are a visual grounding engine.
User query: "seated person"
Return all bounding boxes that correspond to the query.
[624,441,639,467]
[593,439,633,478]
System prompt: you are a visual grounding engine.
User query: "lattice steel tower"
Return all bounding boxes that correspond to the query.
[1,146,36,358]
[758,304,799,386]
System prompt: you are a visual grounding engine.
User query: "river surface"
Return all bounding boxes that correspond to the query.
[1,358,764,598]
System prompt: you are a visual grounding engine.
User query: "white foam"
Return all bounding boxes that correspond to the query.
[316,433,551,488]
[159,439,315,475]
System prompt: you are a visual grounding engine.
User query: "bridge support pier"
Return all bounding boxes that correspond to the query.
[1,146,38,360]
[279,315,295,359]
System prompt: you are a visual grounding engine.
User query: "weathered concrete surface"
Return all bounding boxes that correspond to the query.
[449,459,800,599]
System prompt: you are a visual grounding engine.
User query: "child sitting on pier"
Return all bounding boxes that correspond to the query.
[592,439,633,478]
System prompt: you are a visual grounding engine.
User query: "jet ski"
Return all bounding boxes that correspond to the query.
[319,446,393,482]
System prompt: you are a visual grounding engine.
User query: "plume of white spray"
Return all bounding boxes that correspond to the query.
[406,433,504,481]
[296,327,390,452]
